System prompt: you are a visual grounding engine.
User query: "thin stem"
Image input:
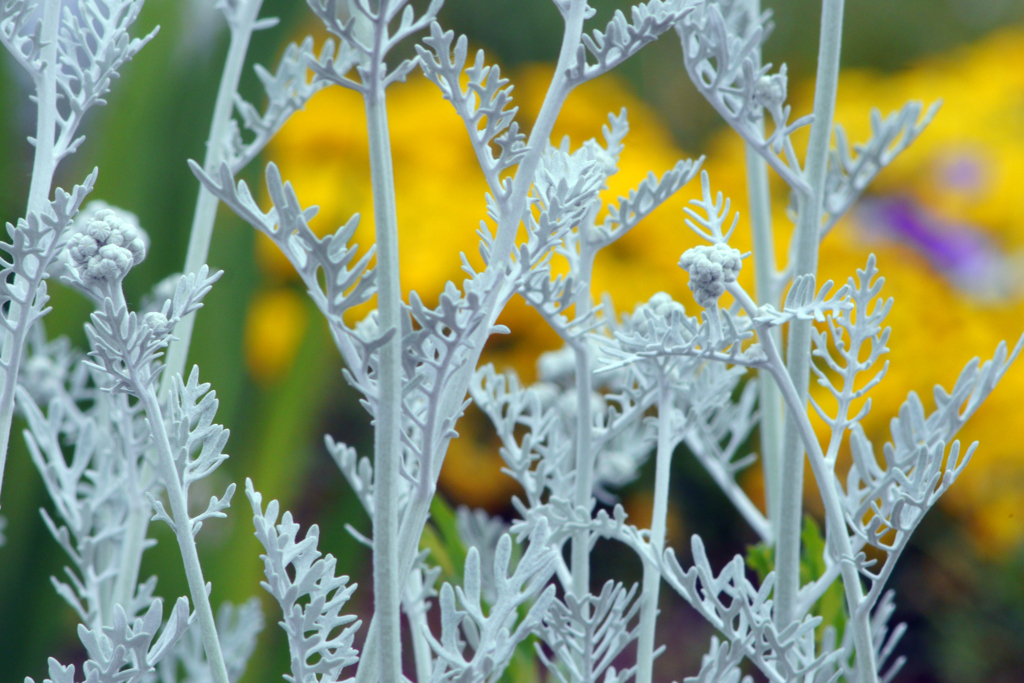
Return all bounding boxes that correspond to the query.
[114,0,262,621]
[729,283,877,683]
[570,241,595,599]
[365,72,404,683]
[636,378,673,683]
[110,394,149,618]
[570,341,593,596]
[490,0,587,263]
[742,0,784,538]
[141,387,230,683]
[404,569,433,683]
[775,0,846,630]
[355,5,590,681]
[161,0,264,399]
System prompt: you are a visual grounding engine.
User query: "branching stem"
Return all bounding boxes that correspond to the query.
[729,282,878,683]
[140,386,230,683]
[114,0,264,620]
[0,0,63,507]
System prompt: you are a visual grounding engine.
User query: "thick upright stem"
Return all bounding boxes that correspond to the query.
[0,0,63,507]
[775,0,845,630]
[742,0,784,537]
[747,134,784,536]
[365,80,403,683]
[636,380,673,683]
[570,342,593,596]
[142,389,230,683]
[162,1,264,398]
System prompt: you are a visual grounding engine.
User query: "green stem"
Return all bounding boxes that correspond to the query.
[635,379,673,683]
[775,0,846,631]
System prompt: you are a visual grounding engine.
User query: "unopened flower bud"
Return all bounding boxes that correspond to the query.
[68,209,147,285]
[751,67,788,114]
[143,311,172,335]
[678,244,743,308]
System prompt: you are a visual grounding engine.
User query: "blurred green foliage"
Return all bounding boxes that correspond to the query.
[0,1,1022,681]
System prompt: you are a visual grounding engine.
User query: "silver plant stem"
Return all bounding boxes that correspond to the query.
[570,238,596,599]
[743,0,784,536]
[110,0,263,619]
[365,73,404,683]
[730,283,877,683]
[25,0,62,215]
[775,0,846,630]
[162,0,264,398]
[635,378,673,683]
[354,10,591,681]
[0,0,63,506]
[110,393,150,618]
[405,569,433,683]
[141,387,230,683]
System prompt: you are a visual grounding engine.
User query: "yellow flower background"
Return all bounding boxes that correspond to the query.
[249,28,1024,557]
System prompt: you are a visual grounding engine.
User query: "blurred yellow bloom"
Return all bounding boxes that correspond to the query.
[266,29,1024,554]
[244,288,310,383]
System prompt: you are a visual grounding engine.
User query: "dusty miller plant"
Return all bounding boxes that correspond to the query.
[2,0,1020,682]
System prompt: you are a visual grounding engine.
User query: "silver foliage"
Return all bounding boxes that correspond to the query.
[536,581,645,683]
[424,519,557,683]
[246,480,362,683]
[51,0,158,164]
[147,368,235,539]
[27,599,191,683]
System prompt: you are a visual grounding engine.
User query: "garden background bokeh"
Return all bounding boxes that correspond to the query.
[1,1,1024,681]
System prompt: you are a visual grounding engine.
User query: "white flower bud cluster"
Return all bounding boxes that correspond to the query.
[634,291,685,320]
[66,209,147,286]
[625,292,685,338]
[678,243,743,308]
[143,311,172,336]
[749,67,789,123]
